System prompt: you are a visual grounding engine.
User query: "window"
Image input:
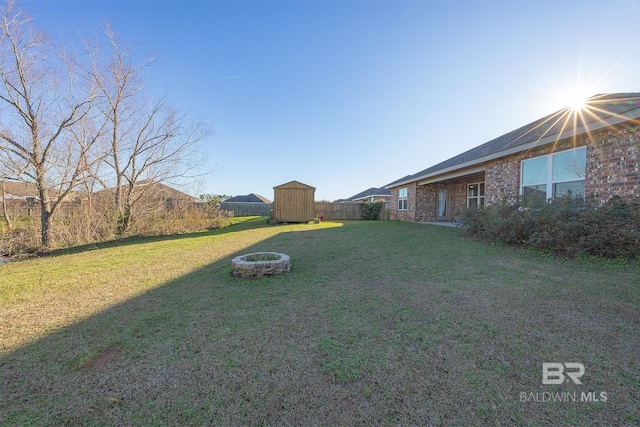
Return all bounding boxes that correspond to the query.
[521,147,586,202]
[398,187,408,210]
[467,182,485,208]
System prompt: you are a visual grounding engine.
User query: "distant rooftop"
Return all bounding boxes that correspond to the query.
[336,186,391,202]
[223,193,272,203]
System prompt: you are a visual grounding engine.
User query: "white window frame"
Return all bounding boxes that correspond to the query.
[398,187,408,210]
[520,146,587,201]
[467,182,485,208]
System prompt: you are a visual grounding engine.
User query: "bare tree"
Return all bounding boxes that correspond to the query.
[83,26,211,234]
[0,3,211,245]
[0,0,103,248]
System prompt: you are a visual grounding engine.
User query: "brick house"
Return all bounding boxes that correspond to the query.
[385,93,640,222]
[1,181,40,217]
[91,180,201,212]
[1,180,80,218]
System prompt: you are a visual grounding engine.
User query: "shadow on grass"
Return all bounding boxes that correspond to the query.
[0,221,354,425]
[1,220,638,425]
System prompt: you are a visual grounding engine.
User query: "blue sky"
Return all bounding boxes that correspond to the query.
[22,0,640,201]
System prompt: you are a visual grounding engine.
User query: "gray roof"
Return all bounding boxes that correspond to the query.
[386,93,640,188]
[347,187,391,201]
[223,193,272,203]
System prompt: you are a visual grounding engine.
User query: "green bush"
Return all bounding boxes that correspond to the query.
[458,195,640,259]
[359,200,384,220]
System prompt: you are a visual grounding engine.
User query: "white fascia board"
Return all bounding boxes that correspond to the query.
[417,165,486,185]
[353,194,389,201]
[386,110,640,190]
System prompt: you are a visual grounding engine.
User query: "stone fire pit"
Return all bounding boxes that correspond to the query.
[231,252,291,279]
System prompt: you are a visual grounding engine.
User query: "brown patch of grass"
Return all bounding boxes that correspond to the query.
[78,348,121,371]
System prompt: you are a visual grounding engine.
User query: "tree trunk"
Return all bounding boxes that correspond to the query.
[1,179,13,230]
[40,208,53,248]
[114,179,125,235]
[118,202,132,235]
[35,166,54,248]
[122,203,131,233]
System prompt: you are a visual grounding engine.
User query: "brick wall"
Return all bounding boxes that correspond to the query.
[485,157,523,205]
[485,126,640,204]
[415,184,435,222]
[390,173,484,222]
[389,125,640,222]
[389,182,417,221]
[485,138,583,204]
[586,126,639,202]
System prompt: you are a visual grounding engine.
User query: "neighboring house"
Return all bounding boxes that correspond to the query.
[221,193,273,217]
[386,93,640,222]
[336,187,391,203]
[1,181,39,217]
[91,180,200,212]
[1,180,79,217]
[223,193,272,203]
[1,180,39,200]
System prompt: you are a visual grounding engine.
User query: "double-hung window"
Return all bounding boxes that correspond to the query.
[398,187,408,210]
[467,182,485,208]
[521,147,587,202]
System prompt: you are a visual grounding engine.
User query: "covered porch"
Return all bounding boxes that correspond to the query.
[413,170,485,223]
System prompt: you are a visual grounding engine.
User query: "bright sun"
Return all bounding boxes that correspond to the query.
[565,93,588,111]
[555,83,596,112]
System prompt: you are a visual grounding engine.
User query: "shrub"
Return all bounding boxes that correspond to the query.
[359,200,384,220]
[0,226,40,256]
[0,199,235,255]
[458,195,640,259]
[130,202,234,236]
[458,196,533,245]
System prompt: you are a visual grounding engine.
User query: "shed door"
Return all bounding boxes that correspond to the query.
[436,187,450,221]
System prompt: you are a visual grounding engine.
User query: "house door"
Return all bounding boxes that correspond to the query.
[436,187,450,221]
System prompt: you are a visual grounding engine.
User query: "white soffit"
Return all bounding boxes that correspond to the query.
[417,165,486,185]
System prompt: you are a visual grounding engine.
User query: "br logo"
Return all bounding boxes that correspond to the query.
[542,362,585,385]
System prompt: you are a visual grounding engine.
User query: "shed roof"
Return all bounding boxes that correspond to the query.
[386,93,640,188]
[274,180,315,190]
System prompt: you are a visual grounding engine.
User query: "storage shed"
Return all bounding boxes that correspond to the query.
[273,180,316,223]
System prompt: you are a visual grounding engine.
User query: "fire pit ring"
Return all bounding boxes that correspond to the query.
[231,252,291,279]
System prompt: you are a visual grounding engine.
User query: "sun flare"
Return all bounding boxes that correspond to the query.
[565,93,588,112]
[556,84,595,113]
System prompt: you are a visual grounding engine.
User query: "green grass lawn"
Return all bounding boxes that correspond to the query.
[1,218,639,425]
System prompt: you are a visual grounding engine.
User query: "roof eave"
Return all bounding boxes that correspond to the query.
[352,194,391,201]
[386,109,640,189]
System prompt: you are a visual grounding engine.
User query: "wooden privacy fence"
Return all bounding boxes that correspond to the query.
[220,202,273,217]
[314,202,388,220]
